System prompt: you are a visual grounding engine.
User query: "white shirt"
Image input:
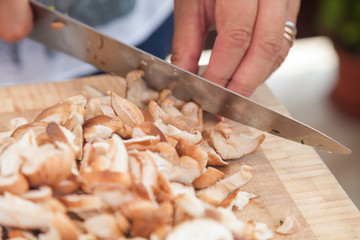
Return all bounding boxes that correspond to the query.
[0,0,173,87]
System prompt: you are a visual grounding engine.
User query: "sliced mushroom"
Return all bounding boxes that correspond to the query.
[210,122,265,160]
[124,135,160,151]
[198,140,228,166]
[218,190,256,210]
[132,122,167,142]
[83,115,123,143]
[21,185,53,202]
[1,130,38,177]
[7,229,37,240]
[11,122,48,142]
[0,172,29,195]
[46,122,79,155]
[114,210,131,235]
[80,170,132,193]
[157,89,184,109]
[154,120,202,145]
[166,218,233,240]
[155,142,180,165]
[34,102,71,125]
[192,167,225,189]
[21,142,75,187]
[169,182,196,197]
[85,96,112,120]
[110,91,145,137]
[0,192,79,240]
[59,194,107,220]
[181,101,204,132]
[0,192,49,231]
[121,200,173,238]
[175,139,208,171]
[126,70,159,108]
[276,214,299,235]
[196,165,252,205]
[166,156,201,185]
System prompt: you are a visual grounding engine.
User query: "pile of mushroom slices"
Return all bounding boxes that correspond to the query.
[0,70,278,240]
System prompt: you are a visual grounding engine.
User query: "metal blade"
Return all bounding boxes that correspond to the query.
[28,1,351,154]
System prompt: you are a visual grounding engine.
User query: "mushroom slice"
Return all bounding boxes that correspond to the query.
[46,122,79,154]
[0,192,50,231]
[169,182,196,197]
[166,218,233,240]
[218,190,256,210]
[7,229,37,240]
[154,120,202,145]
[173,193,206,218]
[110,91,145,130]
[81,171,132,193]
[132,121,167,142]
[198,140,228,166]
[84,213,123,239]
[83,115,123,143]
[276,214,299,235]
[34,102,71,125]
[157,89,184,108]
[125,70,159,108]
[1,130,38,177]
[175,139,208,171]
[210,122,265,160]
[11,122,48,142]
[59,194,107,219]
[114,210,131,235]
[155,142,180,165]
[167,156,201,185]
[85,96,112,120]
[21,142,75,187]
[122,200,173,238]
[21,186,53,202]
[180,101,204,131]
[192,167,225,189]
[53,173,81,195]
[160,98,183,117]
[0,172,29,195]
[196,165,252,205]
[0,191,78,240]
[124,135,160,151]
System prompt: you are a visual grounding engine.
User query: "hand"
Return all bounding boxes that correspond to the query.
[171,0,301,97]
[0,0,33,43]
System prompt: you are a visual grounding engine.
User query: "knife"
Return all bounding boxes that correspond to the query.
[28,1,351,154]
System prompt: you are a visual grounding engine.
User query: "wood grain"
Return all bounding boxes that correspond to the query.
[0,75,359,239]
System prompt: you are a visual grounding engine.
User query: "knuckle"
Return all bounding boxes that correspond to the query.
[257,36,283,60]
[221,27,252,49]
[274,52,287,69]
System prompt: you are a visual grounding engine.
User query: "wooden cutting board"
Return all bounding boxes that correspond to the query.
[1,75,360,239]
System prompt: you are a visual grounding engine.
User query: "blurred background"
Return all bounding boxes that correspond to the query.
[266,0,360,208]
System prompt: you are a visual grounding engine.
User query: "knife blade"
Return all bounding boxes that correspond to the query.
[28,1,351,154]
